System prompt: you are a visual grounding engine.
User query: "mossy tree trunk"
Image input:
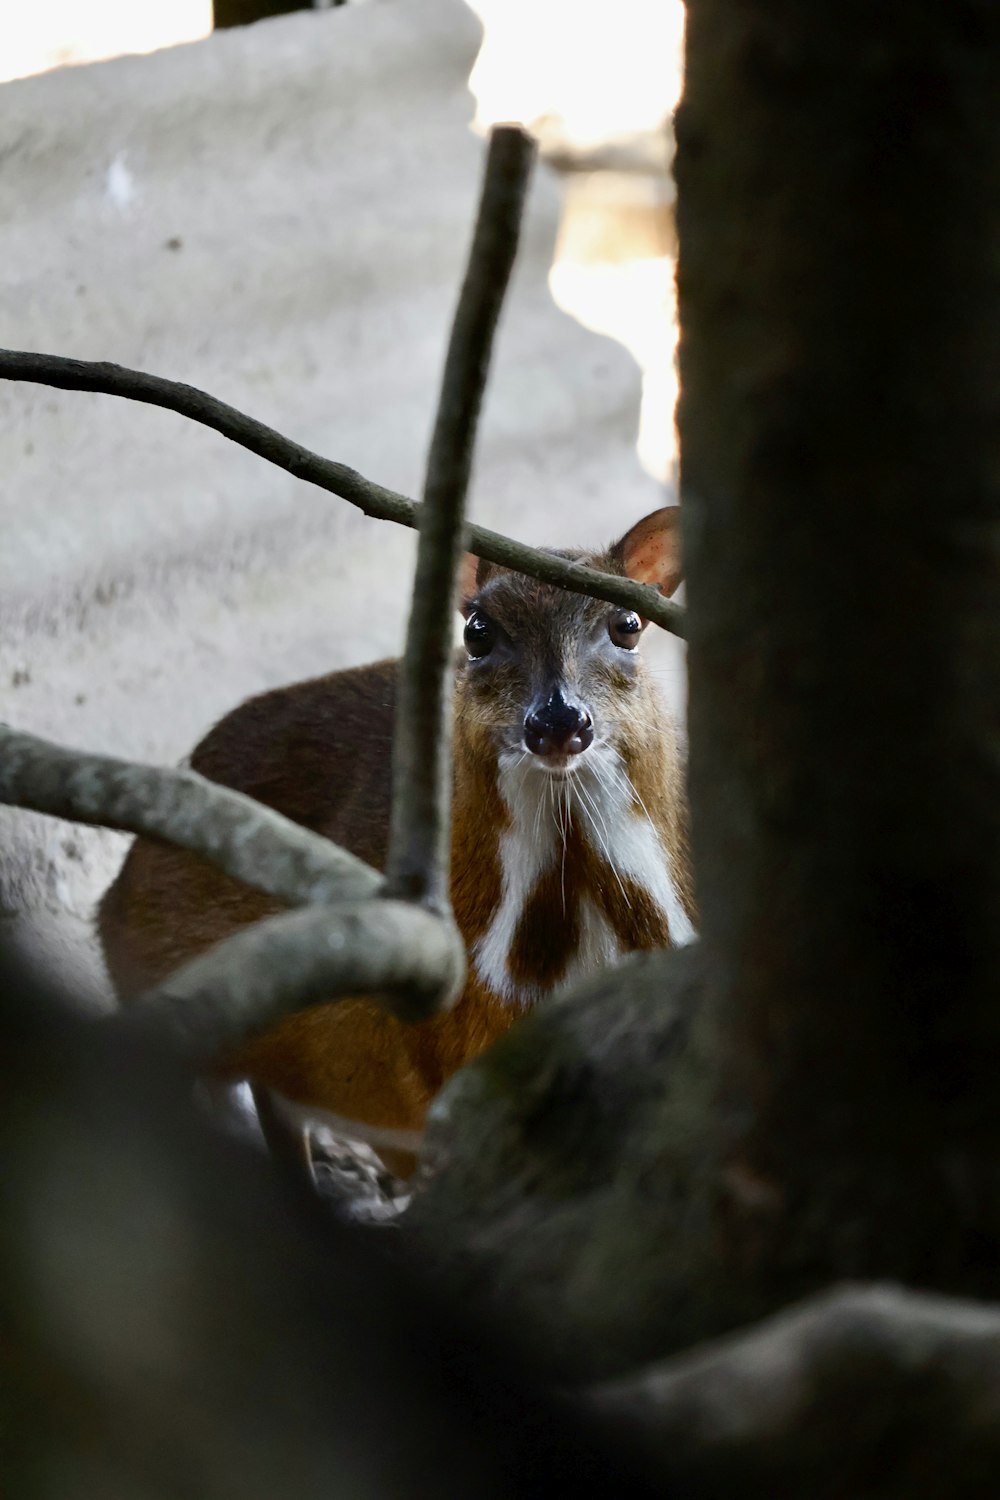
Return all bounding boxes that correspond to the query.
[678,0,1000,1305]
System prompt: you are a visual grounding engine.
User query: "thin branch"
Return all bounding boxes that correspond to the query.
[125,899,465,1063]
[463,516,685,635]
[0,347,686,638]
[385,125,537,908]
[0,724,380,908]
[0,348,415,524]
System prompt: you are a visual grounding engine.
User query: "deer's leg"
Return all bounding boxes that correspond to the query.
[251,1082,315,1183]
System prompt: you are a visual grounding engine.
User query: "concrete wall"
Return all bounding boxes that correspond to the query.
[0,0,675,1003]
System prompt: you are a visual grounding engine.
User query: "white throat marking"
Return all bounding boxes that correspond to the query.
[473,748,695,1006]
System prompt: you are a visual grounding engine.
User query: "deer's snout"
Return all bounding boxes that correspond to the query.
[524,689,594,760]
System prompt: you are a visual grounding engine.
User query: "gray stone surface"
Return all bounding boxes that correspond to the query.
[0,0,674,1003]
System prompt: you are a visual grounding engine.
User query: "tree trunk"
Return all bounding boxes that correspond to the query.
[213,0,304,27]
[678,0,1000,1303]
[213,1,347,30]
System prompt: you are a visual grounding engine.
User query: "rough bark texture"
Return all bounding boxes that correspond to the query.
[678,0,1000,1313]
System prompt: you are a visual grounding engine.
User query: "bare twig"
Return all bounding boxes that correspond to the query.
[127,900,465,1062]
[464,517,685,635]
[386,125,537,908]
[0,348,685,638]
[0,348,415,523]
[0,723,380,908]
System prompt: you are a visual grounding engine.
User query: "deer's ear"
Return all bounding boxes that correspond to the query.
[456,552,481,615]
[613,506,683,597]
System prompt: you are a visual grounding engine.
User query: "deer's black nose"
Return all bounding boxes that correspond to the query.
[524,691,594,758]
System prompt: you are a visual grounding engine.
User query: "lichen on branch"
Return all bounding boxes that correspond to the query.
[127,899,465,1062]
[0,723,379,909]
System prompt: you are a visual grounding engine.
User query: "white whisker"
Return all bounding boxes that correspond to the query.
[532,766,546,847]
[602,758,661,846]
[575,770,631,905]
[559,777,569,916]
[596,753,697,949]
[476,739,695,1008]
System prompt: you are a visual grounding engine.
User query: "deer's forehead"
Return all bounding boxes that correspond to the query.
[477,571,612,648]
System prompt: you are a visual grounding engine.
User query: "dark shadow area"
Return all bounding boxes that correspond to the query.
[0,939,664,1499]
[213,0,346,28]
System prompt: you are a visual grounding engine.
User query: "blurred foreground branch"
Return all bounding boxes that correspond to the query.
[8,936,999,1500]
[0,942,660,1500]
[594,1284,1000,1499]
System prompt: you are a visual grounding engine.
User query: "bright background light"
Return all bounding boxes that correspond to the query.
[465,0,685,484]
[0,0,685,483]
[465,0,685,143]
[0,0,211,84]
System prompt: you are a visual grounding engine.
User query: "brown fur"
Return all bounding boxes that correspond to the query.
[98,510,693,1142]
[508,815,671,991]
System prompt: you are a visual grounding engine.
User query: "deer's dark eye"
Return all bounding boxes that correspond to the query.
[609,610,644,650]
[464,610,495,659]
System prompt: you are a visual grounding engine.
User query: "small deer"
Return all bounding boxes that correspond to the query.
[98,507,694,1170]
